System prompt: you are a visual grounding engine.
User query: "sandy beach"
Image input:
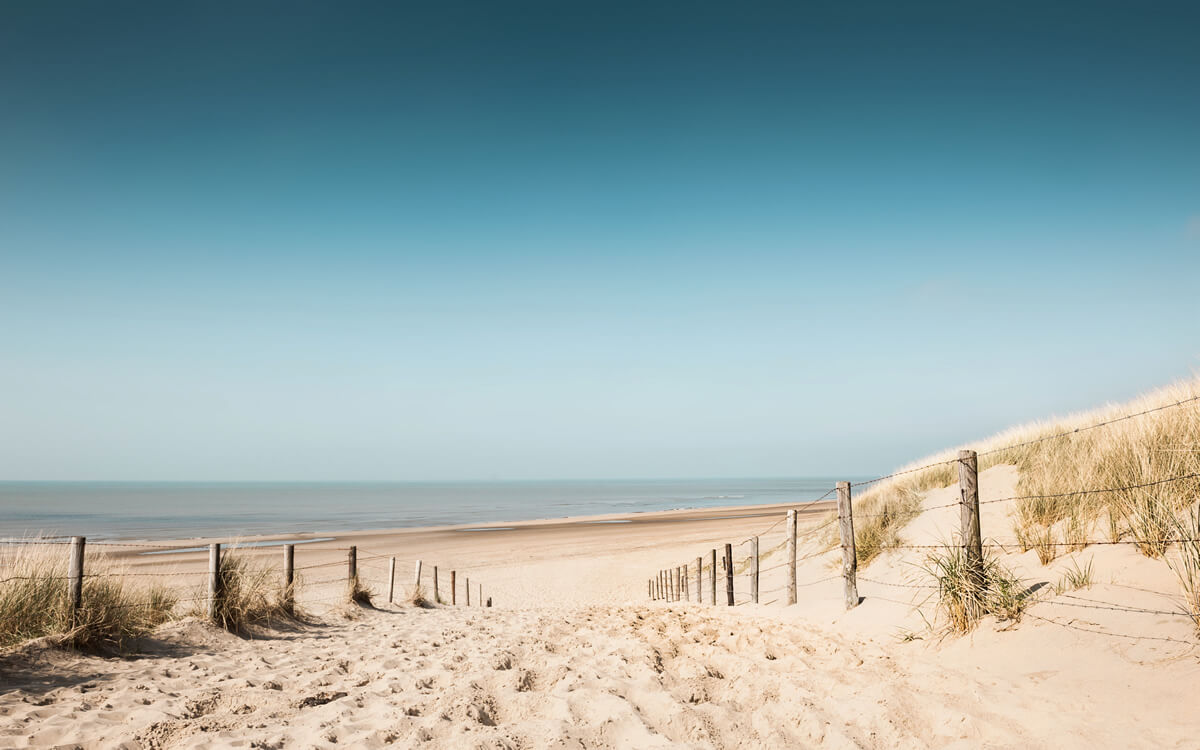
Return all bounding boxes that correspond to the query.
[3,466,1198,748]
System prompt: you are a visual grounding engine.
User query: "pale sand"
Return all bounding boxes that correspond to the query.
[2,470,1199,748]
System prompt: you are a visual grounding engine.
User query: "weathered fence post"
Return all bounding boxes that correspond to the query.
[751,536,759,604]
[207,543,221,621]
[786,509,797,605]
[959,449,984,593]
[283,544,295,614]
[466,577,471,606]
[675,567,682,602]
[683,565,689,601]
[433,565,439,603]
[837,481,859,609]
[68,536,85,626]
[451,570,457,605]
[388,557,396,603]
[724,543,734,606]
[347,546,357,584]
[710,549,717,605]
[414,560,423,598]
[695,557,703,604]
[478,582,482,606]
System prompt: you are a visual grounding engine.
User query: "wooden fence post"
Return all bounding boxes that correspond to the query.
[724,543,734,606]
[710,549,717,605]
[347,546,357,583]
[478,582,482,606]
[283,544,295,614]
[388,557,396,603]
[959,449,984,593]
[433,565,439,603]
[695,557,703,604]
[751,536,759,604]
[414,560,423,597]
[466,577,471,606]
[786,509,797,605]
[682,565,688,601]
[68,536,85,626]
[207,543,221,621]
[837,481,859,609]
[451,570,457,605]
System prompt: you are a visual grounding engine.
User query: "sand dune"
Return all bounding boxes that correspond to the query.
[2,467,1199,748]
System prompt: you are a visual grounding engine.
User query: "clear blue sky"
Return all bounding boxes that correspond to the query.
[2,2,1198,480]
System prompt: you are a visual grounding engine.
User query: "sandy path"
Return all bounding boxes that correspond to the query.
[4,468,1200,748]
[4,598,1192,749]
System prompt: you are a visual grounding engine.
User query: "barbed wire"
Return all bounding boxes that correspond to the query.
[797,575,838,587]
[847,471,1199,532]
[857,576,937,589]
[1024,612,1197,645]
[981,472,1200,505]
[850,457,961,489]
[846,394,1200,492]
[740,488,839,542]
[1037,595,1192,618]
[978,395,1200,458]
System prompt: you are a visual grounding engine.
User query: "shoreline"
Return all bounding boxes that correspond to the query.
[40,498,835,551]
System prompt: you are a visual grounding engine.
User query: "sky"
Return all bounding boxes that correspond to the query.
[2,1,1199,481]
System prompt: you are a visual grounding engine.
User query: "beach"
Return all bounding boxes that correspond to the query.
[3,466,1198,748]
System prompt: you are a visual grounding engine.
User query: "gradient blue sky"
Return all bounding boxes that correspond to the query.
[2,1,1198,480]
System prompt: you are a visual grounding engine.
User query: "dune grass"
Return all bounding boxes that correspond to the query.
[192,551,296,633]
[826,467,953,566]
[349,573,373,606]
[410,584,433,608]
[923,545,1027,633]
[1054,556,1095,595]
[835,377,1200,567]
[0,542,177,651]
[1166,505,1200,632]
[992,379,1200,558]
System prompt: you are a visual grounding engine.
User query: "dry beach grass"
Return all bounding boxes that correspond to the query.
[3,380,1200,746]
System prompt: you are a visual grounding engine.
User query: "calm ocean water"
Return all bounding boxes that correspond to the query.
[0,479,844,541]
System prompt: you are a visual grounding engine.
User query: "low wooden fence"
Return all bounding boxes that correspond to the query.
[0,537,493,628]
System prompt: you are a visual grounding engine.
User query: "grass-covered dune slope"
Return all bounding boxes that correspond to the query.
[841,377,1200,568]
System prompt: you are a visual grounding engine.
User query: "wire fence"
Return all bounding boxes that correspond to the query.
[646,395,1200,644]
[0,535,498,638]
[5,394,1199,646]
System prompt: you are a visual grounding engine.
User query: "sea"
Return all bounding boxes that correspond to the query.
[0,478,844,541]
